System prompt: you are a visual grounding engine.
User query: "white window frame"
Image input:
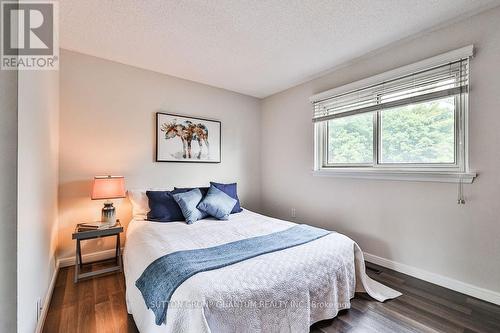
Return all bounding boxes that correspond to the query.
[311,46,476,183]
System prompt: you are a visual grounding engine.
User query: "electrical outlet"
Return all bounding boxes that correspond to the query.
[36,297,42,322]
[291,208,296,218]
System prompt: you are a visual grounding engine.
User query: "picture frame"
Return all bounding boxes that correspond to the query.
[156,112,221,163]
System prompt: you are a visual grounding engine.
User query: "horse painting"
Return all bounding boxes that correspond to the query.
[160,120,210,159]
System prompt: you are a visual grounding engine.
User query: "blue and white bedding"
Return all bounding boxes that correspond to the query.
[136,224,331,325]
[123,209,400,333]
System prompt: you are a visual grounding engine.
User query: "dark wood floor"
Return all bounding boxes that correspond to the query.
[43,260,500,333]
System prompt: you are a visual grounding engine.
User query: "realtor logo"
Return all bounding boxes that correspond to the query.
[1,0,58,70]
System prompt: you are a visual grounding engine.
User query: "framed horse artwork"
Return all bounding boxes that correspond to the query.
[156,112,221,163]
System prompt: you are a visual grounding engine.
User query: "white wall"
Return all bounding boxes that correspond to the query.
[0,66,18,333]
[17,69,59,332]
[260,7,500,298]
[58,50,262,259]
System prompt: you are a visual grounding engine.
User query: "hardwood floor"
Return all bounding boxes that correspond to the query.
[43,259,139,333]
[43,260,500,333]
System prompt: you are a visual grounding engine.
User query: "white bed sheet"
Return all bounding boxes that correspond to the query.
[123,209,400,333]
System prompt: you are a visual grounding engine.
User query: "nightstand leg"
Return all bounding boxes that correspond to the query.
[115,234,119,261]
[78,240,83,268]
[116,234,122,272]
[74,239,81,283]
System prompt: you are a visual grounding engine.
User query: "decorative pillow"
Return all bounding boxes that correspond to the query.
[146,190,185,222]
[197,186,238,220]
[174,186,209,196]
[172,188,209,224]
[210,182,243,213]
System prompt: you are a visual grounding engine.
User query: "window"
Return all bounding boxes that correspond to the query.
[312,46,476,183]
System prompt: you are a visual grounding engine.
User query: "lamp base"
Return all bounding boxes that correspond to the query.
[101,201,117,227]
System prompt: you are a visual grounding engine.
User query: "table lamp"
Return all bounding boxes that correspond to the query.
[91,176,126,226]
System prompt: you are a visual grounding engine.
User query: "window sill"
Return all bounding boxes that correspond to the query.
[312,169,477,183]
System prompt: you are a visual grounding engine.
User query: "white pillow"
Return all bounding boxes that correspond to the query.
[128,190,150,220]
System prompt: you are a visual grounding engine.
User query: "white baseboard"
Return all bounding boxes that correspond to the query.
[364,252,500,306]
[58,247,124,268]
[35,261,60,333]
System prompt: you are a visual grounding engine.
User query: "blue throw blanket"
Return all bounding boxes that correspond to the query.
[135,224,330,325]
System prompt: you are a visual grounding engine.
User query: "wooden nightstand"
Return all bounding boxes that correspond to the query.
[72,221,123,283]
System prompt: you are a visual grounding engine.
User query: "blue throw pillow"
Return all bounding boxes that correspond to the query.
[146,190,185,222]
[198,186,238,220]
[172,188,209,224]
[210,182,243,213]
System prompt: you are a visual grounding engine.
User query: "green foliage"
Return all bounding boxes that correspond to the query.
[328,113,373,164]
[328,98,455,164]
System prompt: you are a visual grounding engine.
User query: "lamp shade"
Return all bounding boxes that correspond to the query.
[91,176,126,200]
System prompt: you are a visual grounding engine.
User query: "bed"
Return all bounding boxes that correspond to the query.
[123,209,400,333]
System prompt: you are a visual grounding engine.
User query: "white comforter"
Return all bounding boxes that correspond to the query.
[124,209,400,333]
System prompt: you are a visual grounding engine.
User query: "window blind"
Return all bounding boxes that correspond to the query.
[312,59,469,123]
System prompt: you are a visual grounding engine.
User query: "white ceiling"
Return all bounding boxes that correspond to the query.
[60,0,500,98]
